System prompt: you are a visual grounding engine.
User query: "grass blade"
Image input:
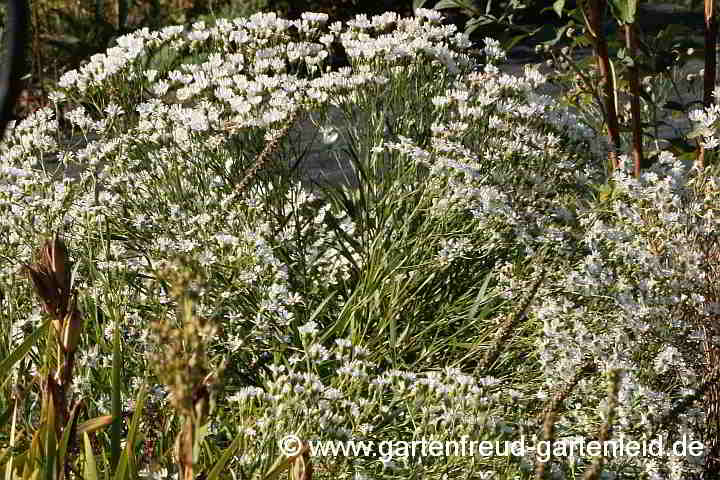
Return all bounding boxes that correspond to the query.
[110,323,122,470]
[77,415,115,434]
[0,319,50,387]
[57,401,82,473]
[206,430,243,480]
[125,384,148,478]
[43,396,56,480]
[5,401,18,480]
[111,452,128,480]
[83,433,99,480]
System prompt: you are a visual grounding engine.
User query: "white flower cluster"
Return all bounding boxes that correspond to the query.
[0,7,475,428]
[4,6,718,478]
[690,103,720,149]
[384,42,601,261]
[229,336,530,477]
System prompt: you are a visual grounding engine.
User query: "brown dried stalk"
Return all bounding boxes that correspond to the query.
[534,361,597,479]
[583,369,621,480]
[235,109,300,193]
[480,267,546,372]
[23,234,84,443]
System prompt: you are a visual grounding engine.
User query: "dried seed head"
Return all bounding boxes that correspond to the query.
[41,234,71,294]
[24,264,58,315]
[150,259,223,419]
[25,234,73,319]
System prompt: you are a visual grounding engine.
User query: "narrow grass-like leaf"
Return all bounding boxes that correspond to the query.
[125,384,148,478]
[468,272,492,321]
[261,455,292,480]
[83,433,99,480]
[43,395,56,480]
[0,319,50,387]
[206,431,244,480]
[110,323,122,470]
[111,451,128,480]
[312,292,338,343]
[57,401,82,473]
[4,401,18,480]
[77,415,114,434]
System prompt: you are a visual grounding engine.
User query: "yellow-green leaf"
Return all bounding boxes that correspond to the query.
[83,433,98,480]
[77,415,114,434]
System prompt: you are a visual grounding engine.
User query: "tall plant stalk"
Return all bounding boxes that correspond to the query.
[584,0,622,171]
[700,0,718,168]
[625,23,644,177]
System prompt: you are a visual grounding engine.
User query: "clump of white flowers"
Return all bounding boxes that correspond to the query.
[3,6,719,479]
[375,33,720,478]
[229,326,537,478]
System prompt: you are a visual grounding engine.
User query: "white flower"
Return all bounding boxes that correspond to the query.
[702,135,720,149]
[482,37,506,62]
[414,8,443,22]
[104,103,125,117]
[301,12,329,23]
[319,125,339,145]
[298,321,319,337]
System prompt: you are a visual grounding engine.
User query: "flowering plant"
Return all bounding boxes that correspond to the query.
[2,6,720,480]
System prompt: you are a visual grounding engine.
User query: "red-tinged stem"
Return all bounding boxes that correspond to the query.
[625,23,643,177]
[585,0,622,171]
[700,0,718,168]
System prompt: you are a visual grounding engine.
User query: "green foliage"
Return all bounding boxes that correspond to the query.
[416,0,544,48]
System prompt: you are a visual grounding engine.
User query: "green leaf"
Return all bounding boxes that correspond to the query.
[553,0,566,18]
[503,27,542,52]
[261,454,293,480]
[111,452,128,480]
[83,433,99,480]
[125,385,148,478]
[663,101,686,112]
[666,136,696,154]
[0,319,50,387]
[610,0,638,24]
[5,401,19,480]
[206,431,243,480]
[434,0,465,10]
[544,24,570,48]
[313,292,339,343]
[43,396,56,480]
[110,324,122,470]
[468,272,493,321]
[57,402,82,469]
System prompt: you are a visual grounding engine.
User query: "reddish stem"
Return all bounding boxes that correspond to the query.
[625,23,643,177]
[586,0,622,170]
